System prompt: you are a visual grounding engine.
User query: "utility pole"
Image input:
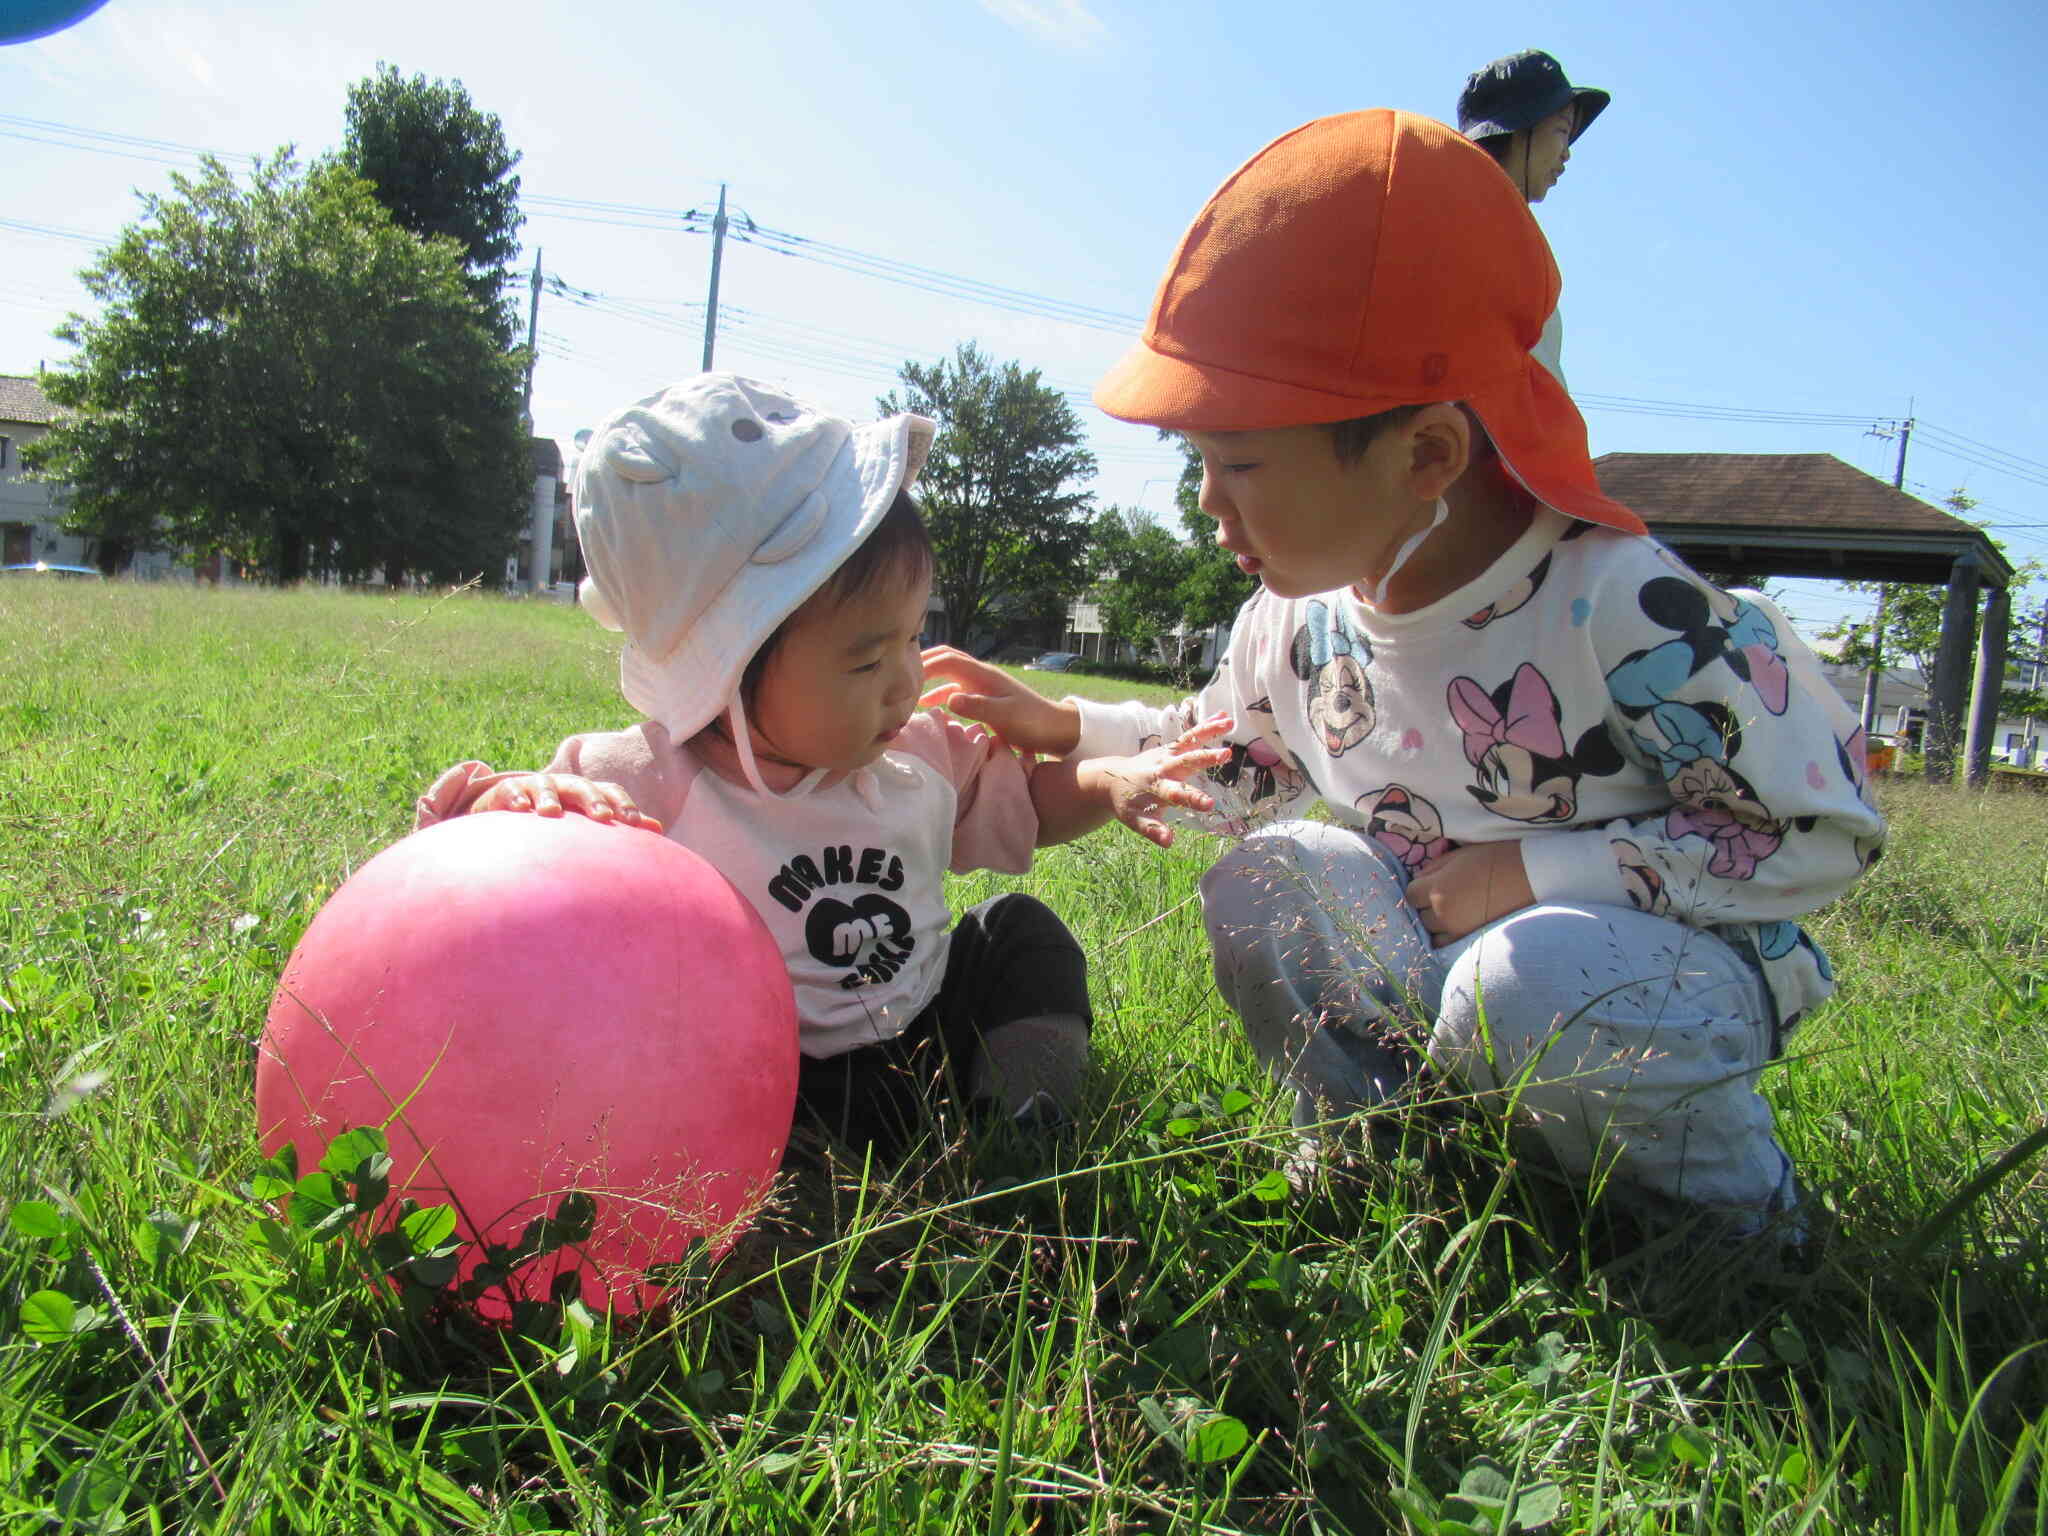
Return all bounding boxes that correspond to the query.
[701,184,729,372]
[2021,601,2048,768]
[1858,416,1913,737]
[522,246,543,431]
[521,247,555,594]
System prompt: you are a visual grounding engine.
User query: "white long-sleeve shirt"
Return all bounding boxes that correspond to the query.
[1071,507,1885,1031]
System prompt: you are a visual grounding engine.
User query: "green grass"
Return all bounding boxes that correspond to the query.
[2,580,2044,1533]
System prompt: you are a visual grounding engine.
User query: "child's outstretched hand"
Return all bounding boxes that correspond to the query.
[1078,716,1235,848]
[470,773,664,832]
[919,646,1082,757]
[1405,841,1533,946]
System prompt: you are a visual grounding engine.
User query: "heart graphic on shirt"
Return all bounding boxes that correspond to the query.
[805,893,913,967]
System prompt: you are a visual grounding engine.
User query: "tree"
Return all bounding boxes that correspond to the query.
[28,154,531,584]
[1088,506,1192,662]
[341,63,523,324]
[878,343,1096,647]
[1823,490,2048,720]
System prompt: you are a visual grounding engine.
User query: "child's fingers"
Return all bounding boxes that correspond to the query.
[1118,806,1173,848]
[943,692,995,723]
[601,789,664,833]
[560,782,614,822]
[1157,779,1216,812]
[1168,713,1234,750]
[924,684,985,716]
[919,646,1001,689]
[603,787,664,832]
[1164,746,1231,777]
[555,779,662,833]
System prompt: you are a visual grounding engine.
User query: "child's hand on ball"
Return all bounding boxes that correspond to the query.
[471,774,663,832]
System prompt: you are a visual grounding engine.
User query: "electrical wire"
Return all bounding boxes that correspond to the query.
[1911,434,2048,493]
[1575,391,1882,426]
[1918,421,2048,481]
[0,112,251,165]
[733,221,1143,334]
[11,110,2046,523]
[0,216,113,246]
[1913,426,2048,492]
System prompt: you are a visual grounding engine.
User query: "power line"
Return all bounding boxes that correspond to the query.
[0,123,213,172]
[1911,425,2048,491]
[1917,420,2048,481]
[0,215,112,245]
[1575,391,1881,426]
[733,221,1143,334]
[0,112,255,165]
[1911,434,2048,493]
[8,108,2045,508]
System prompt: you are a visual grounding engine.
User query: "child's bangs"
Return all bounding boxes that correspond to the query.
[818,488,934,608]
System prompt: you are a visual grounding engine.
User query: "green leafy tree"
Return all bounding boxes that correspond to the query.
[341,63,523,325]
[28,154,530,584]
[1824,490,2048,719]
[1088,506,1193,662]
[878,343,1095,648]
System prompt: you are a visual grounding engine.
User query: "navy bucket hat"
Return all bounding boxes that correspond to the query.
[1457,50,1610,143]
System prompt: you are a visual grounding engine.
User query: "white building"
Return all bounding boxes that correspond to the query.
[1819,660,2043,768]
[1063,591,1231,673]
[1,373,184,578]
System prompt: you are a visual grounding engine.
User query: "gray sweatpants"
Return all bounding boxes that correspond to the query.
[1200,821,1796,1220]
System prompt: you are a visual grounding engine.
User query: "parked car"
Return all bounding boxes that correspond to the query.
[1024,651,1080,672]
[1,562,102,579]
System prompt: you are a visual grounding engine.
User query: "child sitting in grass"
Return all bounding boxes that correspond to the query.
[925,111,1885,1237]
[420,374,1224,1156]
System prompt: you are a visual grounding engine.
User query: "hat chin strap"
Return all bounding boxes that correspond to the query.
[725,695,827,800]
[1367,497,1450,608]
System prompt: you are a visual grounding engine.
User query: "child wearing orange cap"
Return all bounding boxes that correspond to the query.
[924,111,1884,1235]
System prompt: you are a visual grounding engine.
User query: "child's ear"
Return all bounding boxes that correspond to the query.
[1403,403,1473,501]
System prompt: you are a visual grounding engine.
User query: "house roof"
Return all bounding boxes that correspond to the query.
[0,375,61,427]
[1594,451,2012,588]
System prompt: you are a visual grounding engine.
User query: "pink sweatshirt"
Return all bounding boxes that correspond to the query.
[418,710,1041,1058]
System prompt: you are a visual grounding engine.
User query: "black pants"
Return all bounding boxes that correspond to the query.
[794,894,1089,1156]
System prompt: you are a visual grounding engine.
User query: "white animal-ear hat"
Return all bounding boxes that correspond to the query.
[575,374,935,741]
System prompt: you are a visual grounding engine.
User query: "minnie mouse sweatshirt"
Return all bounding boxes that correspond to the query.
[1071,507,1885,1032]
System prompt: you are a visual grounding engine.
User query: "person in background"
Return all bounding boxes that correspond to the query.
[1457,48,1609,384]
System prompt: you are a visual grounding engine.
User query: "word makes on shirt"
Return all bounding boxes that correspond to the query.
[766,844,907,913]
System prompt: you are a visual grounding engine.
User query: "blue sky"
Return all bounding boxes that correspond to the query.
[4,0,2046,640]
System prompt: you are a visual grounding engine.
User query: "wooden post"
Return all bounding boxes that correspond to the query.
[1964,585,2011,786]
[1924,552,1979,784]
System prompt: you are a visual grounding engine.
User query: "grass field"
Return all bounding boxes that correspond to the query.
[2,579,2044,1533]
